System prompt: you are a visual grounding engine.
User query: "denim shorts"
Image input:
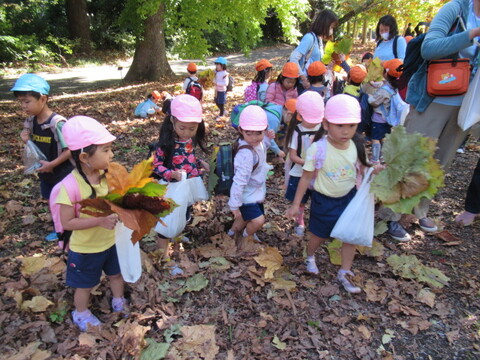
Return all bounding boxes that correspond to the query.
[215,91,226,105]
[309,187,356,239]
[371,122,392,141]
[285,175,311,204]
[66,244,121,288]
[239,203,265,221]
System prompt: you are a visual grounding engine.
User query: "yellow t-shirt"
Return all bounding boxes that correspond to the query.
[55,169,115,253]
[303,140,357,197]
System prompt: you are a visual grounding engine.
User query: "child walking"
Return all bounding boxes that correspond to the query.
[265,62,299,106]
[152,95,208,266]
[287,94,382,293]
[228,105,274,244]
[12,73,74,241]
[284,91,324,236]
[244,58,273,102]
[368,58,403,163]
[213,57,229,119]
[55,116,126,331]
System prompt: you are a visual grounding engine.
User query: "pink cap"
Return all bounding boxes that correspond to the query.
[171,94,202,123]
[62,116,116,151]
[324,94,361,124]
[239,105,268,131]
[296,91,324,124]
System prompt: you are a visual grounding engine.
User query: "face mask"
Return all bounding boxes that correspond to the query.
[381,32,390,41]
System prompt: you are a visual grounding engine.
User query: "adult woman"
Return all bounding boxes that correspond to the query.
[405,0,480,231]
[374,15,407,61]
[289,9,341,90]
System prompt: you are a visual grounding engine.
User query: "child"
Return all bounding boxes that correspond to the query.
[286,94,382,293]
[12,73,74,241]
[265,62,299,106]
[55,115,126,331]
[134,90,162,118]
[152,95,208,266]
[284,91,324,236]
[361,52,374,65]
[183,62,198,91]
[244,58,273,102]
[228,105,274,243]
[303,61,328,98]
[368,58,403,163]
[183,63,203,101]
[213,57,229,119]
[343,64,367,98]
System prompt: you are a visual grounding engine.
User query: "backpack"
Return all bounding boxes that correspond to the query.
[185,77,203,101]
[24,113,68,161]
[244,81,260,102]
[377,35,399,59]
[359,92,373,136]
[226,75,234,92]
[379,85,409,127]
[49,172,81,250]
[293,125,317,159]
[209,143,259,195]
[230,100,282,130]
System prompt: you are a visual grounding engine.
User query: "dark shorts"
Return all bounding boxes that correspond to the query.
[371,122,392,141]
[239,203,265,221]
[40,179,55,199]
[309,187,356,239]
[285,175,311,204]
[215,91,227,105]
[66,244,121,288]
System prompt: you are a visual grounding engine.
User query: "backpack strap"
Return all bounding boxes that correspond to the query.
[393,35,399,59]
[305,32,317,63]
[237,144,259,172]
[49,172,81,233]
[294,125,317,158]
[24,113,67,159]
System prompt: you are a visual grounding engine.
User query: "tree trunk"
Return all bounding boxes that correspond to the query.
[352,18,358,40]
[65,0,92,54]
[123,3,173,82]
[361,18,368,45]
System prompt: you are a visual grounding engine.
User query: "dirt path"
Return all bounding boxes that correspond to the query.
[0,44,294,100]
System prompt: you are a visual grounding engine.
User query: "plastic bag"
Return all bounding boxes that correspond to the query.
[24,140,47,174]
[458,69,480,131]
[154,173,208,238]
[115,222,142,283]
[330,167,375,247]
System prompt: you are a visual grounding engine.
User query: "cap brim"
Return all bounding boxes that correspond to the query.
[94,134,117,145]
[241,125,267,131]
[302,117,322,124]
[176,116,202,123]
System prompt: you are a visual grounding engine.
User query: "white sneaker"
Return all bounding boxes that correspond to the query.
[337,270,361,293]
[305,259,319,274]
[294,225,305,236]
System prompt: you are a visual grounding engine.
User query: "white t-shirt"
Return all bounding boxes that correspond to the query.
[288,123,321,177]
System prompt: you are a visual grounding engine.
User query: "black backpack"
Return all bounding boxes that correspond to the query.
[226,75,234,92]
[397,33,426,93]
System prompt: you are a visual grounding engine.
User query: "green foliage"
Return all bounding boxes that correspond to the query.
[141,338,170,360]
[322,37,353,63]
[49,308,68,324]
[176,273,209,295]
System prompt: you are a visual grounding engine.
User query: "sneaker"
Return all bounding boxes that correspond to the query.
[112,297,128,312]
[455,211,478,226]
[387,221,411,242]
[418,217,438,232]
[72,310,102,332]
[294,225,305,236]
[169,264,184,276]
[456,147,465,154]
[337,270,361,294]
[45,231,58,242]
[227,229,235,237]
[305,259,319,275]
[252,233,261,242]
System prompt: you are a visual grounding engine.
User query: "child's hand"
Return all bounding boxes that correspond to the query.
[98,214,119,230]
[372,163,386,175]
[20,129,30,143]
[199,160,210,172]
[232,209,242,219]
[286,205,299,219]
[276,150,286,159]
[37,160,54,173]
[266,129,275,139]
[172,170,186,181]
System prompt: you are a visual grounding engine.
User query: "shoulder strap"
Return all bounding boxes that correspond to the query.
[237,144,259,172]
[24,116,35,132]
[306,32,317,61]
[63,172,82,215]
[393,35,399,59]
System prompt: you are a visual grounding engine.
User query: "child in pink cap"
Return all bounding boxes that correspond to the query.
[287,94,383,293]
[53,116,126,331]
[228,105,275,245]
[284,91,324,236]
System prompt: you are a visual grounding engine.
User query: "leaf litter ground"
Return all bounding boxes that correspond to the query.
[0,44,479,359]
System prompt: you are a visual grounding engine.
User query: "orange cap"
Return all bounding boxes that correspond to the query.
[383,59,403,78]
[187,62,197,72]
[307,61,327,76]
[282,62,299,78]
[349,64,367,83]
[405,35,413,44]
[152,90,162,101]
[284,98,297,113]
[255,58,273,71]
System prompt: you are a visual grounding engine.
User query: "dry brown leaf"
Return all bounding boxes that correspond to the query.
[79,333,97,347]
[400,173,429,198]
[21,296,53,312]
[357,325,371,340]
[253,246,283,279]
[446,330,460,344]
[117,321,150,357]
[364,280,388,302]
[169,325,219,360]
[434,230,461,243]
[416,288,436,308]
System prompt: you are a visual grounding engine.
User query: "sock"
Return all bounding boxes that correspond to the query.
[242,228,249,237]
[306,255,315,263]
[73,309,90,320]
[227,229,235,236]
[295,206,305,227]
[372,143,381,162]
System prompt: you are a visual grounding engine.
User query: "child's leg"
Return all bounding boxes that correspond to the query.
[157,235,171,260]
[230,217,246,234]
[340,243,356,271]
[371,139,381,162]
[295,204,306,226]
[218,104,225,116]
[74,287,92,312]
[108,273,124,299]
[244,215,265,236]
[305,233,328,274]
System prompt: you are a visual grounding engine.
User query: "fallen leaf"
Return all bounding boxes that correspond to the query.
[79,333,97,347]
[272,335,287,350]
[446,330,460,344]
[21,296,53,312]
[168,325,219,360]
[416,288,436,308]
[140,338,170,360]
[254,246,283,279]
[357,325,371,340]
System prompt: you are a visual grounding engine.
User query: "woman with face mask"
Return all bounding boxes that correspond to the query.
[373,15,407,61]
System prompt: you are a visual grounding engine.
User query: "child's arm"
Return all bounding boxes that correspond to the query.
[20,128,30,143]
[37,149,71,173]
[152,147,184,181]
[228,151,254,215]
[286,170,314,218]
[288,148,305,166]
[265,83,276,103]
[60,204,118,230]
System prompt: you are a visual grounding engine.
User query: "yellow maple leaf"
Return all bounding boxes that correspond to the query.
[107,158,154,195]
[254,247,283,279]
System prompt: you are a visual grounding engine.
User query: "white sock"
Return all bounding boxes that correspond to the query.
[307,255,315,262]
[243,228,249,237]
[227,229,235,236]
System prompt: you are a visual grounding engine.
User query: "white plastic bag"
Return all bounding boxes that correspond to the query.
[24,140,47,174]
[330,167,375,247]
[458,69,480,131]
[154,174,208,238]
[115,222,142,283]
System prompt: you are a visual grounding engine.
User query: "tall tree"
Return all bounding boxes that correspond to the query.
[65,0,92,54]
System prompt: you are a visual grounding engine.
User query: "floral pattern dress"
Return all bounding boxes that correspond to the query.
[152,139,200,182]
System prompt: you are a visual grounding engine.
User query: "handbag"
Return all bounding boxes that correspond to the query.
[426,58,471,96]
[458,67,480,131]
[330,167,375,247]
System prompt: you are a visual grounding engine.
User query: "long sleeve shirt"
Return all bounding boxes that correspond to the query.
[152,139,200,182]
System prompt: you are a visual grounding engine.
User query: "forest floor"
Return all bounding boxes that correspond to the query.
[0,43,479,360]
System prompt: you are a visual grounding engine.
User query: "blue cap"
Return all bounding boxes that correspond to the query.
[214,57,227,65]
[10,74,50,95]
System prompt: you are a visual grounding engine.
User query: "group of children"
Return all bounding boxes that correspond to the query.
[12,49,406,331]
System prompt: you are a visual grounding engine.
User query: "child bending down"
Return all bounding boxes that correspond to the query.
[287,94,382,293]
[55,116,126,331]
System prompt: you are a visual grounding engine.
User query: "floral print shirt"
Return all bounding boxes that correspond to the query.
[152,139,200,182]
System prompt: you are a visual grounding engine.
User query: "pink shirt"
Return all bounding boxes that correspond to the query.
[265,82,298,105]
